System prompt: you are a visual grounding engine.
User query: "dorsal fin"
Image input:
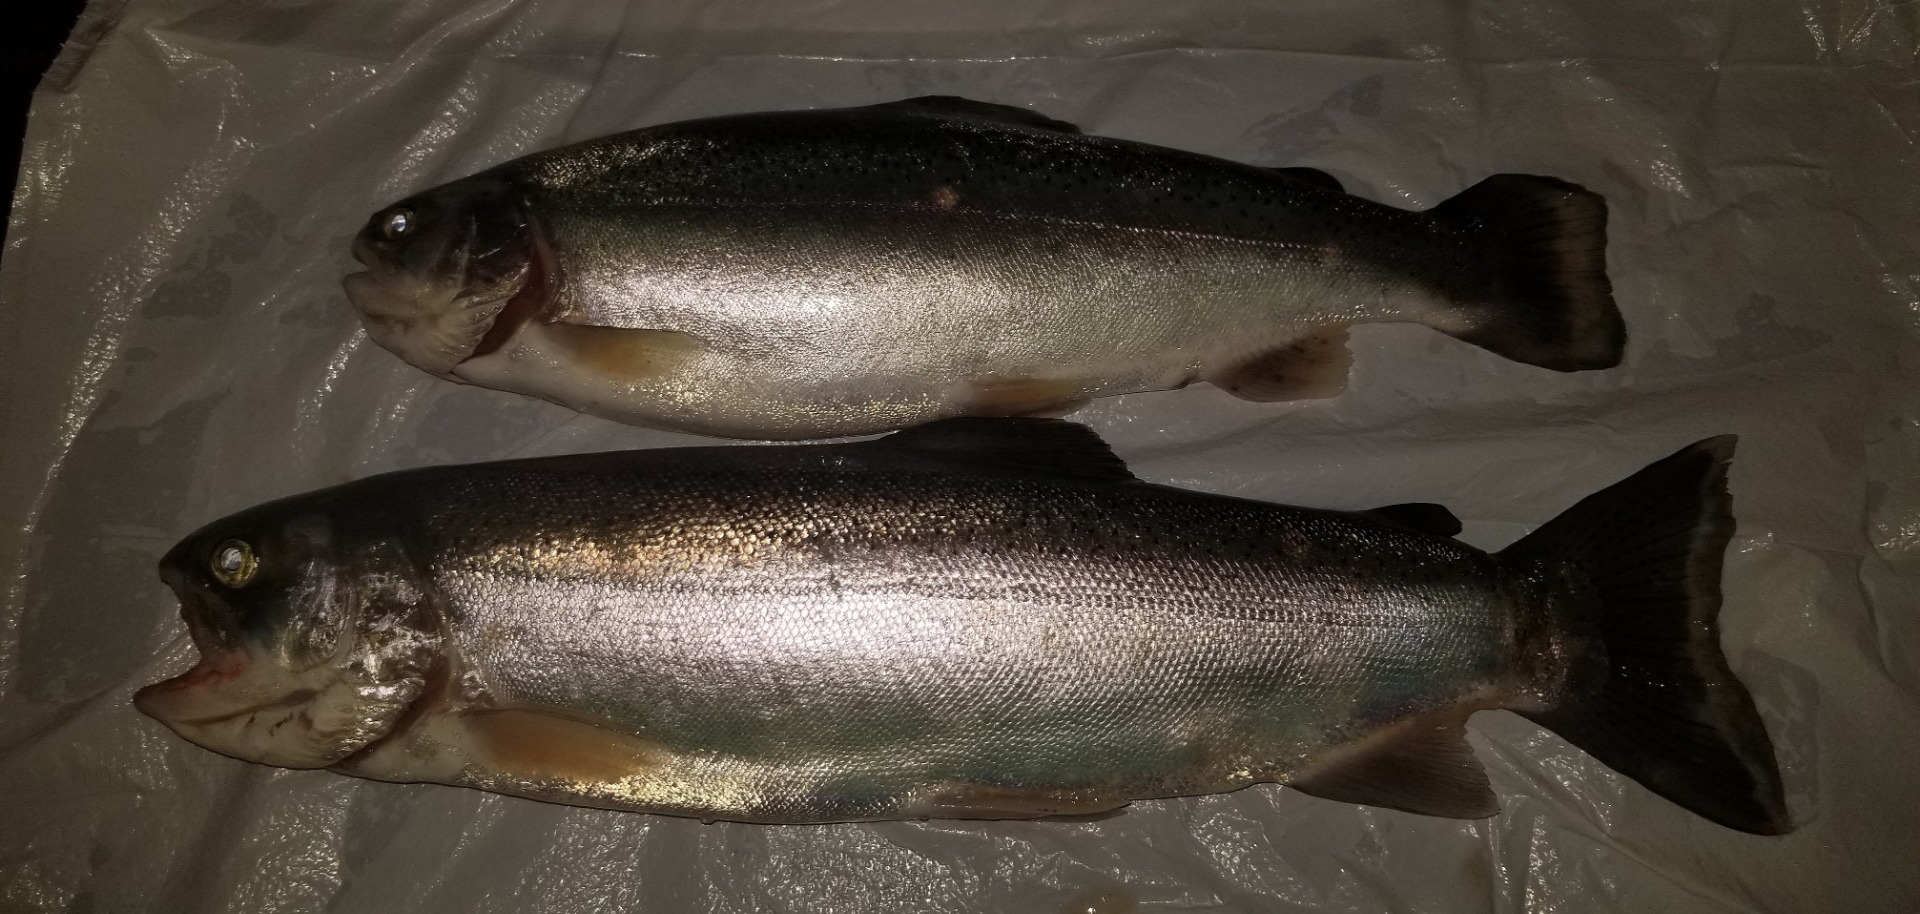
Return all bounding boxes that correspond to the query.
[1268,166,1344,192]
[1364,502,1462,537]
[874,96,1082,134]
[873,418,1134,482]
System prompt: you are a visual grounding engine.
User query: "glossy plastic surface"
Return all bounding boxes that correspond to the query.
[2,1,1917,910]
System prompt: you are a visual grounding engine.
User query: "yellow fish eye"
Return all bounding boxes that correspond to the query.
[210,539,258,587]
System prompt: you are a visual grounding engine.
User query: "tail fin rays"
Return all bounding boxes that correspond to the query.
[1501,437,1791,835]
[1428,174,1625,372]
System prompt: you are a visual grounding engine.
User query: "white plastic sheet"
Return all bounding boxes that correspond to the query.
[3,1,1918,910]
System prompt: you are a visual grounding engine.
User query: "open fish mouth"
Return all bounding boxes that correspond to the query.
[132,647,256,727]
[134,581,420,769]
[131,639,334,769]
[130,584,329,767]
[133,637,418,770]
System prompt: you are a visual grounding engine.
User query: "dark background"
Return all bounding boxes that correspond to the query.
[4,0,91,243]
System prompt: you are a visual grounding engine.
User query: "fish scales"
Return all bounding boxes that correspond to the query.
[519,117,1460,416]
[411,448,1503,799]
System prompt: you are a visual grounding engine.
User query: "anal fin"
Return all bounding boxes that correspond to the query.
[1206,327,1352,402]
[962,377,1091,418]
[1287,709,1497,818]
[922,783,1130,820]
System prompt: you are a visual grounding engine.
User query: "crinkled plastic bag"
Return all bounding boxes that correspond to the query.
[3,0,1919,910]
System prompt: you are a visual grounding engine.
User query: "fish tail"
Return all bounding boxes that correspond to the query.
[1498,436,1791,835]
[1426,175,1625,372]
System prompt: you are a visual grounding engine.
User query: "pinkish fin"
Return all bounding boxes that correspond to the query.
[455,708,669,787]
[922,783,1130,820]
[540,324,707,380]
[1207,327,1352,402]
[1287,708,1498,818]
[963,377,1091,418]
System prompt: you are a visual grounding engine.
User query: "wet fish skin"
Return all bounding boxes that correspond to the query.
[134,420,1786,834]
[345,97,1622,439]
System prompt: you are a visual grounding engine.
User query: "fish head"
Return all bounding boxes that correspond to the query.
[135,501,441,769]
[343,174,542,377]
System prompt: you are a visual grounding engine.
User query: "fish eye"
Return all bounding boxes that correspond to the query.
[210,539,258,587]
[381,207,414,240]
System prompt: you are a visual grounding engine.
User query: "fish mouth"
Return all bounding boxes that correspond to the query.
[137,567,442,769]
[132,649,261,725]
[349,232,378,270]
[134,636,407,770]
[136,584,353,769]
[133,583,284,744]
[342,223,546,377]
[343,267,523,379]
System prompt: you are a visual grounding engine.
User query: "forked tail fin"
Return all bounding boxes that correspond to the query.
[1428,175,1626,372]
[1500,436,1791,835]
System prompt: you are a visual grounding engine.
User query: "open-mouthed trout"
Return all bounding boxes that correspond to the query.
[343,97,1624,439]
[135,420,1784,834]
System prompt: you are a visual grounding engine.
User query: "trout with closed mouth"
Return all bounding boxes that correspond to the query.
[135,419,1785,834]
[343,96,1624,439]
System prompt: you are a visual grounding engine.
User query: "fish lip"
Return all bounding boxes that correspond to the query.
[344,231,388,293]
[141,564,248,715]
[131,649,251,723]
[341,215,539,376]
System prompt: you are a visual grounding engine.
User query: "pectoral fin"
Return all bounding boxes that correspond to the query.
[540,324,708,381]
[454,708,670,788]
[963,377,1091,418]
[921,783,1130,820]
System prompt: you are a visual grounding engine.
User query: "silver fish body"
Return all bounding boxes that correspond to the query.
[344,97,1623,439]
[136,420,1786,834]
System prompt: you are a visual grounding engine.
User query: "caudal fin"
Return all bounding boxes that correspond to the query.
[1427,175,1625,372]
[1500,437,1791,835]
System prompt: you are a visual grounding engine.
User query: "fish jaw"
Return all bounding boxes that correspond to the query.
[134,641,426,769]
[136,559,440,770]
[344,256,525,379]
